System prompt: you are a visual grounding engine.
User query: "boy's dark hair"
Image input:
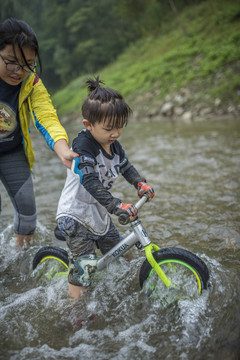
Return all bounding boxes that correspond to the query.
[0,17,42,73]
[82,76,132,128]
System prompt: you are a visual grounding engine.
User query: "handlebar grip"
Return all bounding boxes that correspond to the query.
[118,195,148,225]
[118,213,130,225]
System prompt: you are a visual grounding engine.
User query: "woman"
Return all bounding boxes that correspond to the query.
[0,18,78,247]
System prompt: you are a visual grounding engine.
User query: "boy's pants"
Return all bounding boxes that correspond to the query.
[57,217,121,286]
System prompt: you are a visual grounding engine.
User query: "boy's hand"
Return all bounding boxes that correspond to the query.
[113,202,138,222]
[137,181,155,201]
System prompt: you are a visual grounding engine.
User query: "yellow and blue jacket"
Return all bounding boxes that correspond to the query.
[19,73,68,171]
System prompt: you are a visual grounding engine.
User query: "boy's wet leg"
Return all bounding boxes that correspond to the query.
[57,217,98,298]
[69,284,86,299]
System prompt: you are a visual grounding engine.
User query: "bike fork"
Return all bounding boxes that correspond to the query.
[144,244,174,288]
[132,220,174,288]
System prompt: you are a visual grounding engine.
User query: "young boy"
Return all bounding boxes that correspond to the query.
[56,76,154,298]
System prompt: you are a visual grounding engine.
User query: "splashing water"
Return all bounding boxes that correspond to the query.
[0,119,240,359]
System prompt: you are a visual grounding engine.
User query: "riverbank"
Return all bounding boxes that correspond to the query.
[60,75,240,125]
[130,65,240,124]
[55,0,240,124]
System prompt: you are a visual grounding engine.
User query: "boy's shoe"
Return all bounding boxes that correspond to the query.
[70,254,98,287]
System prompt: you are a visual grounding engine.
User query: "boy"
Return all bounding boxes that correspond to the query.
[56,76,154,298]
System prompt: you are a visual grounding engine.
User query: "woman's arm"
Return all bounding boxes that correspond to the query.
[29,76,79,168]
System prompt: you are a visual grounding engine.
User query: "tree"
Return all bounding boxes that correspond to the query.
[0,0,200,91]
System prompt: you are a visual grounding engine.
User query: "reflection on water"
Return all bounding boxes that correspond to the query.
[0,119,240,359]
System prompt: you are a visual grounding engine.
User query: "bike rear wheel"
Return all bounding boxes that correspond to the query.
[32,246,69,280]
[139,247,209,300]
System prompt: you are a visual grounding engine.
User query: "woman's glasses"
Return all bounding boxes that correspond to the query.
[0,54,36,73]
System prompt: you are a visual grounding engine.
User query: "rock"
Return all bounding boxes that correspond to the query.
[179,87,191,99]
[200,107,212,116]
[227,105,236,113]
[181,111,192,123]
[161,102,174,116]
[214,98,221,106]
[174,94,185,105]
[148,107,159,118]
[174,106,184,116]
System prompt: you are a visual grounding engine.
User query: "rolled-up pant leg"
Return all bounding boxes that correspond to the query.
[0,147,37,235]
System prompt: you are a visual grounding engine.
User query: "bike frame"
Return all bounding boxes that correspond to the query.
[97,196,174,288]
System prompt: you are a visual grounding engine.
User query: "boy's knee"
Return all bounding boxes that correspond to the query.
[68,254,97,287]
[57,217,78,237]
[14,211,37,235]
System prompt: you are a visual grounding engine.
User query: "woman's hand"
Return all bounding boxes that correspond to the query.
[54,139,79,169]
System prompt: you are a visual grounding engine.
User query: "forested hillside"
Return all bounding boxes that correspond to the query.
[1,0,188,90]
[1,0,240,121]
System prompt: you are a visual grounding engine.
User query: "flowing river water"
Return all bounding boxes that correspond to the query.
[0,118,240,360]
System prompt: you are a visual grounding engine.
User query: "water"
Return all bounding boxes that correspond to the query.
[0,118,240,360]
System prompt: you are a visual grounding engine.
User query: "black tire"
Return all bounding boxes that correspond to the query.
[32,246,69,270]
[139,247,209,298]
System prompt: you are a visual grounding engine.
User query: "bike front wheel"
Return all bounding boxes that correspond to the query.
[32,246,69,281]
[139,248,210,300]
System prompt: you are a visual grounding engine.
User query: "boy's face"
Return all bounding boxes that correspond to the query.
[0,44,36,86]
[83,119,123,152]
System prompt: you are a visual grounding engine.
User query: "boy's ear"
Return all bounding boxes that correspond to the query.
[82,119,92,130]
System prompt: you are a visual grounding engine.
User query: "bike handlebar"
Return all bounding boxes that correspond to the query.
[118,196,148,225]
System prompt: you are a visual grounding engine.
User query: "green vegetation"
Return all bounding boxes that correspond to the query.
[52,0,240,117]
[1,0,239,117]
[1,0,181,90]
